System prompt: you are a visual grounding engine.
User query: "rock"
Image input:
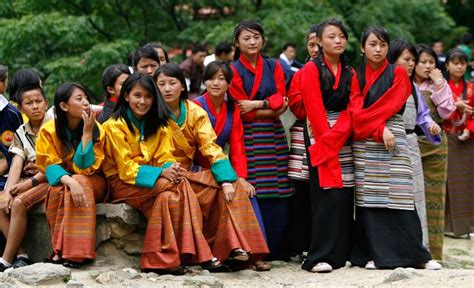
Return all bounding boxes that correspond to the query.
[67,279,84,287]
[270,261,287,268]
[96,271,117,284]
[119,268,141,279]
[383,267,420,283]
[236,269,260,278]
[111,232,144,255]
[8,263,71,285]
[95,216,112,246]
[183,275,223,288]
[96,203,145,224]
[110,222,137,238]
[88,271,100,279]
[144,272,159,279]
[200,269,211,276]
[149,277,158,282]
[0,273,16,288]
[159,275,179,281]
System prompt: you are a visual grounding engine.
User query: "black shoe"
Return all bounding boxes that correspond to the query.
[0,262,11,272]
[12,256,32,269]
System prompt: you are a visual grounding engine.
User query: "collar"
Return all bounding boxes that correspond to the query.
[126,108,145,140]
[239,53,263,74]
[279,53,293,66]
[25,113,53,136]
[322,55,342,89]
[170,100,187,127]
[0,94,8,111]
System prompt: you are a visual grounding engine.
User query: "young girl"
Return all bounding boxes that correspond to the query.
[103,73,217,274]
[133,45,161,76]
[97,64,131,123]
[292,19,358,273]
[442,48,474,238]
[147,42,170,66]
[36,82,106,267]
[286,24,319,262]
[387,39,442,248]
[350,27,438,270]
[155,63,269,271]
[414,44,455,260]
[0,85,51,271]
[229,20,293,261]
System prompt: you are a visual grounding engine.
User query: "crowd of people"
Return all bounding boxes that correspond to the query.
[0,18,473,275]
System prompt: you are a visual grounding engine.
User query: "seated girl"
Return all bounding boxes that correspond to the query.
[0,85,51,271]
[97,64,131,123]
[154,64,269,270]
[36,82,107,267]
[102,73,216,275]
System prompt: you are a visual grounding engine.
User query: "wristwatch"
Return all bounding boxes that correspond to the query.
[30,177,39,187]
[262,100,269,109]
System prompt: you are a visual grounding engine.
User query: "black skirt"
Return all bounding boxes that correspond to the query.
[351,206,432,268]
[288,179,311,255]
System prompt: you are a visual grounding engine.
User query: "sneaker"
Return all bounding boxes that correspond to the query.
[310,262,333,273]
[0,262,11,272]
[365,260,376,270]
[424,260,442,270]
[12,256,32,269]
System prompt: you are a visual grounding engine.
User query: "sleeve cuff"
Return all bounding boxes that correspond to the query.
[45,164,70,186]
[210,159,238,183]
[162,162,174,169]
[73,141,95,169]
[136,165,162,188]
[268,94,284,110]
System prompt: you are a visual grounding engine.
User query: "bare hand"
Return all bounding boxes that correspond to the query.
[429,122,441,136]
[429,68,444,84]
[383,127,395,151]
[237,177,256,198]
[23,161,38,177]
[9,181,31,196]
[222,184,235,203]
[82,109,96,138]
[237,100,257,114]
[0,191,12,212]
[456,99,473,114]
[68,180,87,208]
[161,164,183,183]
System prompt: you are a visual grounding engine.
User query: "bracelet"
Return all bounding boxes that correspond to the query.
[30,177,39,187]
[434,78,443,86]
[222,182,233,187]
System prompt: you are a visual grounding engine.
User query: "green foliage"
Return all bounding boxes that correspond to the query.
[0,0,457,103]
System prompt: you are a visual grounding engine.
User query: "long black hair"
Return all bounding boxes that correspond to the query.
[7,68,42,103]
[54,82,100,154]
[202,61,235,112]
[233,20,265,61]
[102,64,131,99]
[113,73,170,139]
[146,42,170,64]
[153,63,189,101]
[357,26,391,89]
[444,48,468,97]
[315,19,350,93]
[388,39,418,80]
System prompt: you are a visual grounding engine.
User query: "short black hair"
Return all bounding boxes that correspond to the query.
[192,44,207,55]
[0,65,7,82]
[146,42,170,63]
[133,44,160,68]
[461,33,472,45]
[282,43,296,52]
[7,68,42,103]
[388,39,418,64]
[17,85,47,105]
[154,63,189,101]
[215,42,233,57]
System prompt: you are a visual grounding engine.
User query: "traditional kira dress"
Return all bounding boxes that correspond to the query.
[230,53,293,260]
[350,61,432,268]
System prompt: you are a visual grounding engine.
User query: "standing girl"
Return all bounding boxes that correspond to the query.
[295,19,358,273]
[229,20,293,261]
[97,64,131,123]
[387,39,442,248]
[414,44,455,260]
[442,48,474,238]
[36,82,106,267]
[350,27,438,269]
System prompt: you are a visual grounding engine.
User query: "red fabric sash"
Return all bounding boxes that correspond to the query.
[352,61,411,141]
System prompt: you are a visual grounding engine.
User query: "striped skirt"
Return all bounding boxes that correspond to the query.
[407,133,429,248]
[446,133,474,236]
[45,174,106,262]
[288,120,311,181]
[418,132,447,260]
[243,119,293,198]
[109,175,213,269]
[353,115,414,210]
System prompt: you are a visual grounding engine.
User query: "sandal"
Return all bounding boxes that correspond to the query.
[201,257,232,273]
[142,266,191,276]
[62,259,93,269]
[249,261,271,271]
[228,248,249,262]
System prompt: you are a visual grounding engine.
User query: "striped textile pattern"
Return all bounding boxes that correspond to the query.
[445,133,474,237]
[353,115,415,210]
[185,170,269,263]
[15,182,49,210]
[45,174,106,262]
[243,119,294,198]
[288,120,311,181]
[418,133,447,260]
[109,175,213,269]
